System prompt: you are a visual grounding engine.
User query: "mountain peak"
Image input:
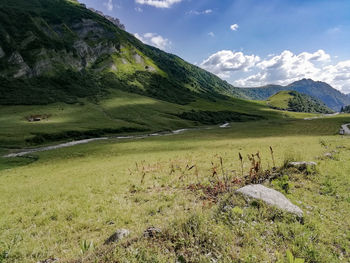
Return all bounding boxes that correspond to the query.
[290,78,317,86]
[289,78,334,88]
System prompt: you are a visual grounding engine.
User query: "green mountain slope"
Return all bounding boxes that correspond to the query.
[0,0,245,105]
[267,91,333,114]
[0,0,282,147]
[240,79,350,111]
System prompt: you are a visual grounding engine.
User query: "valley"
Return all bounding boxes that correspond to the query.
[1,0,350,262]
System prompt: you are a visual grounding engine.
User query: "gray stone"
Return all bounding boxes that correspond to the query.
[143,227,161,238]
[237,184,303,217]
[287,161,316,170]
[0,46,5,58]
[146,65,156,72]
[133,53,143,64]
[37,258,59,263]
[14,63,31,78]
[324,153,333,158]
[8,52,24,64]
[104,229,130,244]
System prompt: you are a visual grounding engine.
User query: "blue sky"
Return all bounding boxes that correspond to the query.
[79,0,350,92]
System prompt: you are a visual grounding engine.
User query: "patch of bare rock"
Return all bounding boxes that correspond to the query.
[236,184,303,218]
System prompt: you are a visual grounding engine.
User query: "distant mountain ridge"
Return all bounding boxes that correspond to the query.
[240,79,350,111]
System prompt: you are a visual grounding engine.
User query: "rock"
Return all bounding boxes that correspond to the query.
[236,184,303,218]
[8,52,24,64]
[33,59,53,76]
[72,19,105,38]
[104,229,130,244]
[8,51,32,78]
[37,258,59,263]
[133,53,143,64]
[0,46,5,58]
[73,40,92,58]
[143,226,161,238]
[14,63,32,78]
[287,161,316,170]
[324,153,333,159]
[88,8,125,30]
[110,63,117,71]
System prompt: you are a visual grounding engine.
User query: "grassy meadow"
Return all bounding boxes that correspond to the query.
[267,91,293,109]
[0,89,286,149]
[0,112,350,262]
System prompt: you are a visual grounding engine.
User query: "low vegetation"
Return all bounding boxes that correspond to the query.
[1,114,350,262]
[177,110,263,125]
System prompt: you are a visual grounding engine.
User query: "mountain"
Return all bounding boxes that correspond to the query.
[240,79,350,111]
[0,0,276,148]
[0,0,246,106]
[267,90,333,114]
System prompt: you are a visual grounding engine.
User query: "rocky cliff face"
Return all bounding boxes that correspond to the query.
[0,16,122,79]
[0,0,246,106]
[88,7,126,30]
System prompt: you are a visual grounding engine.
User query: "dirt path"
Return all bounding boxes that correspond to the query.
[3,123,231,158]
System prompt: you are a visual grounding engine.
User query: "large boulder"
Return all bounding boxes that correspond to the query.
[237,184,303,218]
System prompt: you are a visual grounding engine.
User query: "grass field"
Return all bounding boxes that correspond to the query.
[1,112,350,262]
[0,89,290,149]
[267,91,293,109]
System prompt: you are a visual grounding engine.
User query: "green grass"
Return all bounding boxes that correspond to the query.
[0,89,295,148]
[1,114,350,262]
[268,91,293,109]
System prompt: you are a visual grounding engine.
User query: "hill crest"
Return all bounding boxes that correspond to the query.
[267,90,333,114]
[240,78,350,111]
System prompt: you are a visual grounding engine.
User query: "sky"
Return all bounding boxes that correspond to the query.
[79,0,350,93]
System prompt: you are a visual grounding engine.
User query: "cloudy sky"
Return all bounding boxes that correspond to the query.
[79,0,350,93]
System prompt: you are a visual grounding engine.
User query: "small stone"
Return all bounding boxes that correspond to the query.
[237,184,303,218]
[324,153,333,158]
[0,46,5,58]
[143,226,161,238]
[287,161,316,170]
[104,229,130,244]
[37,258,59,263]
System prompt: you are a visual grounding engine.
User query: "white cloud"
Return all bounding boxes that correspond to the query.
[103,0,113,11]
[200,50,260,78]
[200,49,350,92]
[208,32,215,37]
[187,9,213,15]
[230,24,239,31]
[135,0,182,8]
[236,50,330,86]
[135,33,171,50]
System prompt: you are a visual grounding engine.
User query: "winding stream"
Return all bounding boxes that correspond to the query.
[3,124,229,158]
